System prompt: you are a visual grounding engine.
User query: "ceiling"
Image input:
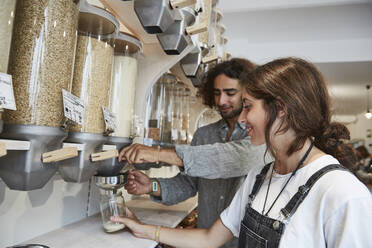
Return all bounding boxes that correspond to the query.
[216,0,372,116]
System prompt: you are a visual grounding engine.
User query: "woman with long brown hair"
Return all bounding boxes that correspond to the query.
[112,57,372,247]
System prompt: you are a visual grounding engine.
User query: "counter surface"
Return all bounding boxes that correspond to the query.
[23,195,198,248]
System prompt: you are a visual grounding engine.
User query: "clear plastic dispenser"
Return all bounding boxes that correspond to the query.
[70,4,117,134]
[109,32,141,139]
[95,31,141,177]
[159,74,178,144]
[5,0,78,127]
[57,1,119,183]
[0,0,79,191]
[0,0,16,74]
[0,0,16,132]
[146,78,166,142]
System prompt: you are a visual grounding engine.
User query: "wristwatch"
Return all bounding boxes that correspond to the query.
[150,178,159,195]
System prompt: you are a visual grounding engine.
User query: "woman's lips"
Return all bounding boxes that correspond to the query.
[246,125,253,136]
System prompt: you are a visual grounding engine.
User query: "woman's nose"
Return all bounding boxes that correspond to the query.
[237,109,246,124]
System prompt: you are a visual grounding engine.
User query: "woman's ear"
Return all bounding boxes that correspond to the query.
[275,98,287,118]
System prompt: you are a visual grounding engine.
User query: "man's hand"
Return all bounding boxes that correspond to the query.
[124,170,154,195]
[118,143,184,167]
[118,143,158,164]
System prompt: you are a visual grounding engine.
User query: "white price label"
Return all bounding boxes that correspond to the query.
[171,129,178,141]
[102,106,117,132]
[180,130,187,141]
[0,73,16,110]
[62,89,85,125]
[143,137,153,146]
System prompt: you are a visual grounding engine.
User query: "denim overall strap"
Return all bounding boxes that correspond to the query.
[280,164,346,219]
[247,163,272,205]
[238,163,283,248]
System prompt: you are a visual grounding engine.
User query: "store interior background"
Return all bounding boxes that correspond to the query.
[1,0,371,247]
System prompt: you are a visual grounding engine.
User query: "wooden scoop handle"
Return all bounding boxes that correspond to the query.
[91,149,119,162]
[42,147,78,163]
[170,0,196,9]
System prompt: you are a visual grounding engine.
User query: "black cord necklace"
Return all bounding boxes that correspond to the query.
[262,141,314,216]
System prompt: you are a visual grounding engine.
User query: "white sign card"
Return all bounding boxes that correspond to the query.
[102,106,117,132]
[62,89,85,125]
[0,72,16,110]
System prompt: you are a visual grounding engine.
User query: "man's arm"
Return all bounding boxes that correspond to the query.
[152,173,198,205]
[124,170,198,206]
[118,138,269,179]
[175,137,269,179]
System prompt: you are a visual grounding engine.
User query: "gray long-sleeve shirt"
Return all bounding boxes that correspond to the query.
[151,119,266,247]
[176,136,268,179]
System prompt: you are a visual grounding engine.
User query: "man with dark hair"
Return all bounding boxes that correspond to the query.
[121,58,265,247]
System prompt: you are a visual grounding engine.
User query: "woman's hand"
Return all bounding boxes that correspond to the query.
[111,208,153,239]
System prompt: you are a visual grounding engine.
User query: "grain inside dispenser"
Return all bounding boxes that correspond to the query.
[0,0,16,74]
[109,31,142,138]
[4,0,79,127]
[70,4,118,134]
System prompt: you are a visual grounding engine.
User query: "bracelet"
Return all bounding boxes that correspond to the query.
[155,225,161,243]
[156,145,160,164]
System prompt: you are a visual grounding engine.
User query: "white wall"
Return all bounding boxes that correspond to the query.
[0,175,100,247]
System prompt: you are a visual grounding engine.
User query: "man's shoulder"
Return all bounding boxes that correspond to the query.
[195,119,223,133]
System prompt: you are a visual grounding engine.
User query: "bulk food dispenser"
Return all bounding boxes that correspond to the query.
[57,1,120,183]
[96,31,142,177]
[158,74,178,144]
[0,0,79,190]
[0,0,16,134]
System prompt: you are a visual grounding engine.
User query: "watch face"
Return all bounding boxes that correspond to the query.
[152,180,158,192]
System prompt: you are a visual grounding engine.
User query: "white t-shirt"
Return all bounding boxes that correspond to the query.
[220,155,372,247]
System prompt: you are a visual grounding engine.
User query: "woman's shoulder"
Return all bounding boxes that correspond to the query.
[299,155,371,204]
[309,156,371,205]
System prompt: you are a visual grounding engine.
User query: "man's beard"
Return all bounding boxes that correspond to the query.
[218,104,243,119]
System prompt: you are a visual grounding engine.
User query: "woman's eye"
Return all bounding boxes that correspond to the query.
[243,105,251,110]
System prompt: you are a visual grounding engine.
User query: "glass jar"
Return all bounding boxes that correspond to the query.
[160,74,177,143]
[0,0,16,74]
[109,31,141,138]
[4,0,79,127]
[100,190,126,233]
[171,82,184,144]
[180,88,191,144]
[145,78,165,141]
[70,3,118,133]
